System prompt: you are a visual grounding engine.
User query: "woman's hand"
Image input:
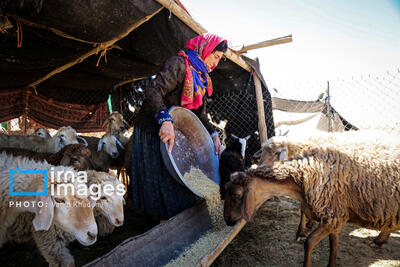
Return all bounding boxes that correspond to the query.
[213,135,222,158]
[159,121,175,153]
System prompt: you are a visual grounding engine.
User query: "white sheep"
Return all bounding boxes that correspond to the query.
[0,153,97,250]
[32,127,52,139]
[86,170,126,236]
[0,126,87,153]
[0,153,99,266]
[224,137,400,267]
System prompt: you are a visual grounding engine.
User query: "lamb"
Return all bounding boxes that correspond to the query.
[32,127,51,139]
[5,171,125,266]
[219,134,250,199]
[83,134,124,172]
[223,141,400,267]
[85,170,126,236]
[0,126,87,153]
[0,153,97,254]
[102,112,131,181]
[257,131,400,243]
[103,111,129,141]
[0,144,93,171]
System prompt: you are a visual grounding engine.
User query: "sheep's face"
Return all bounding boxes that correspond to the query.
[97,135,124,158]
[223,171,257,226]
[33,128,51,139]
[52,184,98,246]
[259,141,288,168]
[54,126,80,152]
[59,144,92,171]
[103,112,127,134]
[94,178,126,227]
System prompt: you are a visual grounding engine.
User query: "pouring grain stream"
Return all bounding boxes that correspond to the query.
[164,168,233,266]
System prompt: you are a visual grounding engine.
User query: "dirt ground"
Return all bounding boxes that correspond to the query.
[213,197,400,267]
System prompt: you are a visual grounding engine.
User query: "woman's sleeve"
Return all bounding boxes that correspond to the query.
[145,57,185,119]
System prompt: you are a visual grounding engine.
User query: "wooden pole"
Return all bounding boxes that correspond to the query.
[27,7,164,89]
[236,35,292,54]
[253,72,268,144]
[155,0,252,72]
[326,81,332,132]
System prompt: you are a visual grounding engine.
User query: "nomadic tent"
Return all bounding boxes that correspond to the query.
[0,0,276,154]
[0,0,282,265]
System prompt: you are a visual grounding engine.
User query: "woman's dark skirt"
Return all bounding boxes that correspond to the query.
[130,127,196,220]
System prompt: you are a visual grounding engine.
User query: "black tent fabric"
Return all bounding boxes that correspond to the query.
[0,0,275,146]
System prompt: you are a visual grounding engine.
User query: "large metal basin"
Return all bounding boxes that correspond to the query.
[160,106,220,198]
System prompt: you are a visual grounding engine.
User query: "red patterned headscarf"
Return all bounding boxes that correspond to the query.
[179,33,227,110]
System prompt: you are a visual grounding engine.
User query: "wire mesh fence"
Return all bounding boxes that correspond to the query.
[1,69,399,155]
[270,69,400,137]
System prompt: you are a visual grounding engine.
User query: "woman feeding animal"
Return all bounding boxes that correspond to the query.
[131,33,228,222]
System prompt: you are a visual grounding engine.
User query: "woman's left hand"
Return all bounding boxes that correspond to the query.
[212,136,222,158]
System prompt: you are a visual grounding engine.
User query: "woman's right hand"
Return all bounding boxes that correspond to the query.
[159,121,175,153]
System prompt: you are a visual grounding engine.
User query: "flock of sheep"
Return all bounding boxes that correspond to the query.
[0,112,131,266]
[223,130,400,267]
[1,110,399,267]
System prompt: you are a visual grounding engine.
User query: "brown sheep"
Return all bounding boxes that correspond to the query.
[102,111,129,137]
[224,145,400,267]
[258,133,399,244]
[0,144,93,171]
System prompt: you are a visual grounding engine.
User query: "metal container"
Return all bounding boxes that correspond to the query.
[160,106,220,198]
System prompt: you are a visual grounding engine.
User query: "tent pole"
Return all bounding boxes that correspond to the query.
[253,72,268,144]
[236,35,293,54]
[26,7,164,89]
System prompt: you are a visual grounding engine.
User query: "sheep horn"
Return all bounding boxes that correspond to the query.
[77,136,88,146]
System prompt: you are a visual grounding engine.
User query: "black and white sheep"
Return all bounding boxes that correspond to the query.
[219,134,250,199]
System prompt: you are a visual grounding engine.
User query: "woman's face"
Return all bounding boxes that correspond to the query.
[204,51,224,71]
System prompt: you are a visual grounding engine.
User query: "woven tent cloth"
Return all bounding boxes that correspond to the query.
[0,88,109,132]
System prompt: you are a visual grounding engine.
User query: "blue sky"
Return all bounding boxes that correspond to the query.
[183,0,400,84]
[183,0,400,129]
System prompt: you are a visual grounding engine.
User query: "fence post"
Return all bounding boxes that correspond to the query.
[326,81,332,132]
[253,72,268,144]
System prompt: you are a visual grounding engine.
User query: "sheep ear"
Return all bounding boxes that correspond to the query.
[54,136,62,152]
[77,136,88,146]
[242,188,256,222]
[245,135,250,141]
[279,149,288,162]
[231,134,238,139]
[97,140,103,152]
[102,118,110,128]
[33,193,54,231]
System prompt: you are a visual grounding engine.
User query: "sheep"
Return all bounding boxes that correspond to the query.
[102,112,131,181]
[32,127,52,139]
[86,170,126,236]
[219,134,250,199]
[0,126,87,153]
[82,134,124,172]
[0,144,93,171]
[223,141,400,267]
[5,171,125,266]
[0,153,98,254]
[257,131,400,242]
